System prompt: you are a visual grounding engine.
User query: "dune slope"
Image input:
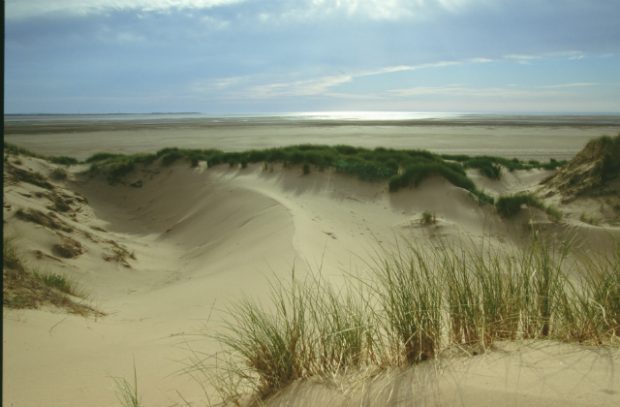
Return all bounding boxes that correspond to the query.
[3,148,620,406]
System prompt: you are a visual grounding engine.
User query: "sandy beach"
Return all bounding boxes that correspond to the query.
[3,117,620,406]
[5,115,620,161]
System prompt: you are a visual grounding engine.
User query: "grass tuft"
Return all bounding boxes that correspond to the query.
[50,167,68,181]
[36,272,77,295]
[421,211,436,225]
[113,362,142,407]
[495,193,561,221]
[3,237,101,316]
[49,156,79,166]
[212,238,620,400]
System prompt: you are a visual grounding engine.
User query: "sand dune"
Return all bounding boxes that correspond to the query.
[3,145,620,406]
[266,342,620,407]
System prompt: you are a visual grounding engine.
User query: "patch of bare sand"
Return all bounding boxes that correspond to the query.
[3,155,619,406]
[265,342,620,407]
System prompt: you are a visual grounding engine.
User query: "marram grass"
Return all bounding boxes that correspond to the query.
[211,238,620,401]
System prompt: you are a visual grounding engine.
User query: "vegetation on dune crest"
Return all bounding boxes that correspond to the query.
[442,153,565,174]
[4,142,565,205]
[78,144,511,203]
[207,238,619,401]
[4,143,79,166]
[495,193,562,221]
[544,134,620,198]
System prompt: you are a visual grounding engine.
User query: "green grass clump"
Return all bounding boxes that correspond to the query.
[6,164,54,189]
[420,211,436,225]
[596,134,620,182]
[388,161,493,204]
[495,193,561,221]
[216,273,374,397]
[4,143,80,165]
[49,156,79,165]
[36,272,77,295]
[495,193,543,217]
[464,158,502,179]
[86,152,127,163]
[50,167,68,181]
[212,238,619,401]
[442,153,567,175]
[563,247,620,342]
[389,162,473,192]
[113,363,142,407]
[4,143,43,158]
[2,238,99,315]
[88,153,159,184]
[374,248,443,363]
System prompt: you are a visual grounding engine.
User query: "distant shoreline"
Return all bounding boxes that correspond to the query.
[5,113,620,135]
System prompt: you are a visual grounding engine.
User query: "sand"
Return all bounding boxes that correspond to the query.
[5,119,620,161]
[3,122,620,406]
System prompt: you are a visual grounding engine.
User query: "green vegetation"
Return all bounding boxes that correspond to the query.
[36,272,78,295]
[211,239,619,401]
[596,134,620,182]
[50,167,68,181]
[16,208,74,233]
[81,145,504,203]
[421,211,436,225]
[6,164,54,189]
[4,143,80,166]
[4,143,43,158]
[4,142,565,205]
[442,153,566,173]
[49,156,79,166]
[2,238,99,315]
[112,363,142,407]
[495,193,561,221]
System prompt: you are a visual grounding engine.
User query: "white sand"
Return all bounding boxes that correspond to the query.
[3,139,620,406]
[5,122,619,161]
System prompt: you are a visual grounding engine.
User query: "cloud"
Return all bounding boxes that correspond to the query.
[252,0,487,23]
[504,50,587,64]
[6,0,246,20]
[503,54,541,65]
[191,76,250,94]
[390,83,599,99]
[247,74,353,98]
[6,0,486,21]
[238,58,493,99]
[541,82,597,89]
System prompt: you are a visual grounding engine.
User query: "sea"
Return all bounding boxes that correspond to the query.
[5,111,620,126]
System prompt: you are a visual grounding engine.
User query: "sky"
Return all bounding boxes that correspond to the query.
[4,0,620,114]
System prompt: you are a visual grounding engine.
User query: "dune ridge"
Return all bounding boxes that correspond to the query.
[3,138,620,406]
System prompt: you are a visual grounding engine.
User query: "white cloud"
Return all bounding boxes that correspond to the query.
[390,83,599,99]
[191,76,250,94]
[504,50,588,64]
[256,0,486,23]
[503,54,541,64]
[541,82,597,89]
[233,58,494,99]
[468,57,494,64]
[247,74,353,98]
[201,14,231,29]
[546,50,585,60]
[6,0,246,19]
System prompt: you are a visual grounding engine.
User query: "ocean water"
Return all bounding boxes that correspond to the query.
[5,111,620,126]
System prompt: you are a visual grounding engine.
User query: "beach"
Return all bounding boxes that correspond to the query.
[5,113,620,161]
[3,115,620,406]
